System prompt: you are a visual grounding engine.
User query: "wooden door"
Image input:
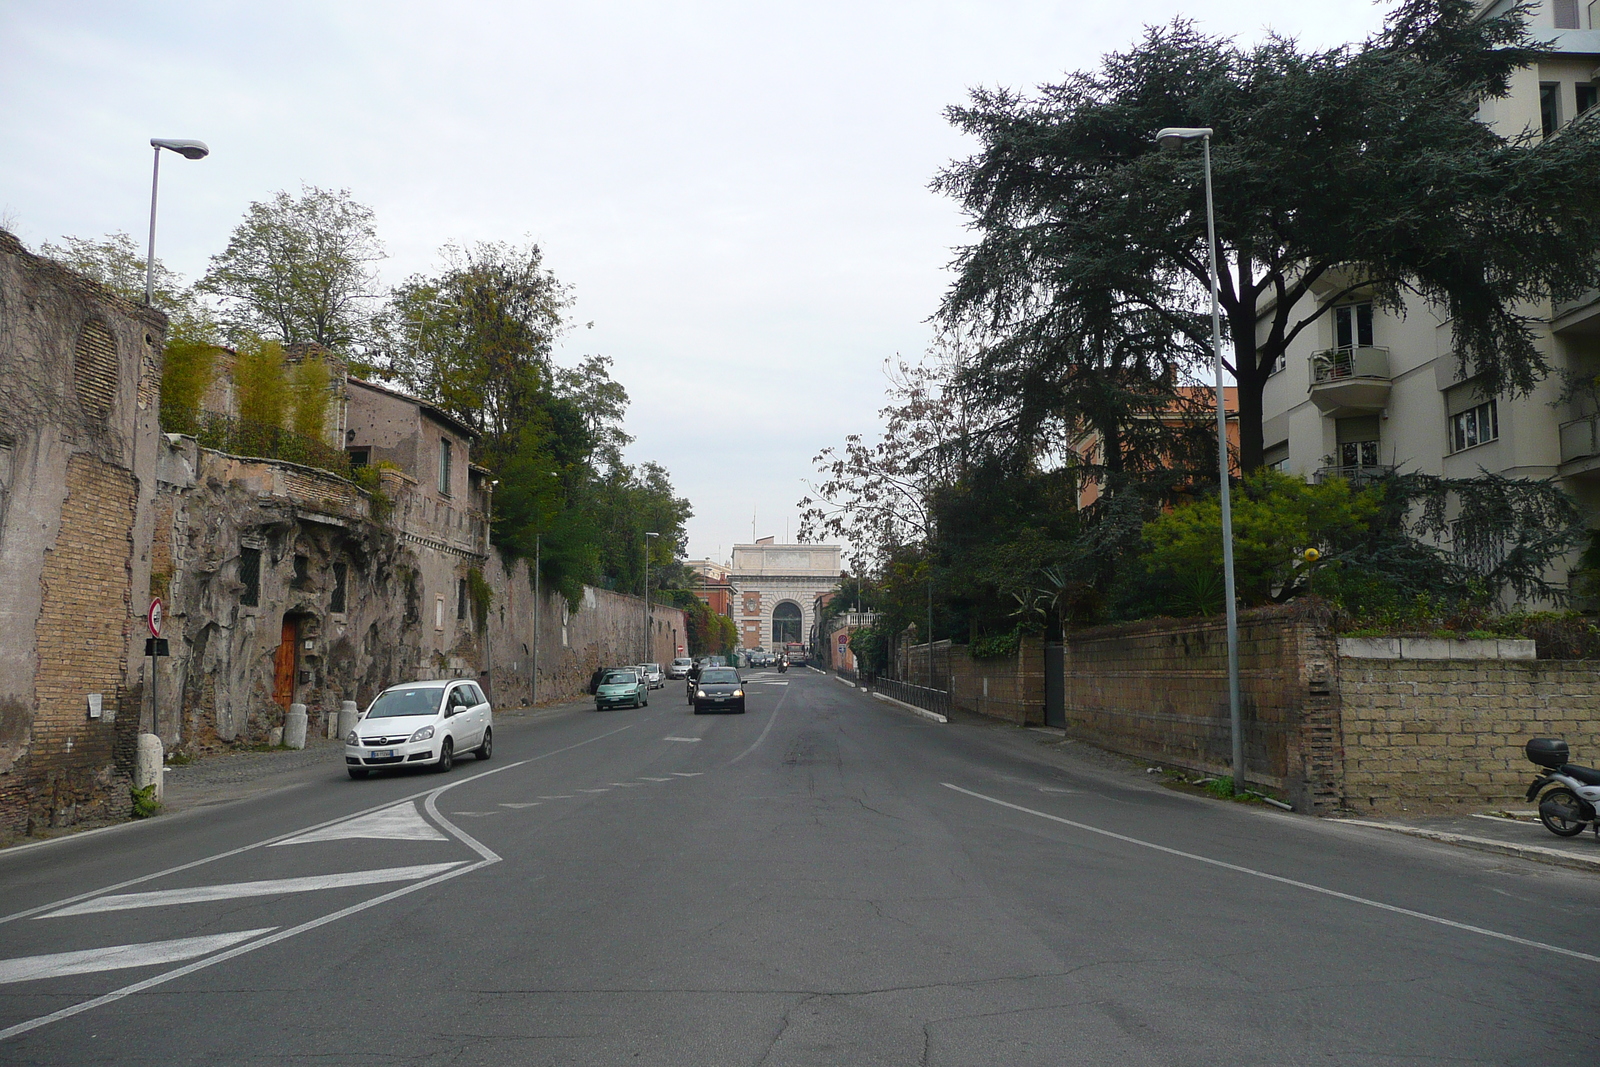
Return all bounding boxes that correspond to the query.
[273,616,297,708]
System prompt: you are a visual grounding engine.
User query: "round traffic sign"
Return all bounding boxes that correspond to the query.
[148,598,164,637]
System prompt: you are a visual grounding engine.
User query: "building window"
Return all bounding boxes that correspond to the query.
[348,448,369,469]
[1555,0,1580,29]
[293,554,309,588]
[1335,415,1381,471]
[435,595,446,631]
[1450,400,1499,453]
[240,547,261,607]
[1334,303,1374,350]
[1542,82,1561,138]
[331,562,348,614]
[438,439,452,496]
[457,578,469,621]
[1580,83,1598,116]
[1263,442,1290,473]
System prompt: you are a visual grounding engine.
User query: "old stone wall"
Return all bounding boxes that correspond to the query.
[1338,659,1600,810]
[1053,605,1343,812]
[900,638,1047,725]
[0,230,167,836]
[482,552,687,708]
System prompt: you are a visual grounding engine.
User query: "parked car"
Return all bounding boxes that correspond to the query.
[595,668,649,710]
[345,679,492,779]
[667,657,694,680]
[692,667,746,714]
[638,662,664,688]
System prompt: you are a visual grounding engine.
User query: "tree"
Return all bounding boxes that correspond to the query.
[201,185,384,351]
[936,0,1600,469]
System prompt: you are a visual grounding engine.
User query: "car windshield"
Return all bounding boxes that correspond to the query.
[602,671,637,685]
[673,658,692,666]
[701,669,739,685]
[366,687,442,718]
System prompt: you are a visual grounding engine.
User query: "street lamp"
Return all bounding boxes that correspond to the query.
[1154,125,1244,793]
[145,138,210,306]
[644,531,660,663]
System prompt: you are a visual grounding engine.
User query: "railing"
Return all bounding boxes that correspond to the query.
[1560,416,1600,463]
[870,676,952,718]
[1310,346,1391,384]
[163,408,351,476]
[1313,464,1396,486]
[836,666,858,685]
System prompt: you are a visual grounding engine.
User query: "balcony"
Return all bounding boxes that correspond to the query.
[1560,416,1599,463]
[1308,347,1392,417]
[1313,464,1396,487]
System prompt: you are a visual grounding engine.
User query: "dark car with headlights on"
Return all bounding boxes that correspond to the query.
[692,667,745,714]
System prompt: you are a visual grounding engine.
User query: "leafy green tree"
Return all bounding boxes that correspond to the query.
[937,0,1600,469]
[201,185,384,351]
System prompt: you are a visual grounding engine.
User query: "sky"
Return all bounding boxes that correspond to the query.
[1,0,1392,565]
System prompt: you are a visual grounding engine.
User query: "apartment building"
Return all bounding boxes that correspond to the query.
[1260,0,1600,594]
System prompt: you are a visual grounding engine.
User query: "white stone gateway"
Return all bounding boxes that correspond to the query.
[729,539,841,652]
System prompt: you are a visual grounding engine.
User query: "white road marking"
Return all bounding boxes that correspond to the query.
[663,736,702,743]
[38,863,465,918]
[729,680,791,766]
[578,788,610,793]
[638,777,673,782]
[608,782,642,787]
[449,812,500,818]
[943,783,1600,966]
[0,929,276,985]
[498,802,541,808]
[271,802,446,846]
[538,795,573,800]
[761,681,789,686]
[671,772,703,777]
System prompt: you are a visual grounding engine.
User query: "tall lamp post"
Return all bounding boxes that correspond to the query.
[1155,126,1244,792]
[644,531,659,663]
[144,138,210,306]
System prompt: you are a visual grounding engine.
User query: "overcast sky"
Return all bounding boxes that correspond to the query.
[2,0,1391,564]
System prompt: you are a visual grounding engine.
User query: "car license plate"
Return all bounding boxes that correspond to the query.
[371,749,393,758]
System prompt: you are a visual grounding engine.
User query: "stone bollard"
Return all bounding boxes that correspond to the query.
[283,703,308,750]
[337,700,360,743]
[135,733,164,804]
[268,726,283,747]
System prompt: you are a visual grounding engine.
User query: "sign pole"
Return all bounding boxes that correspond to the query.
[146,599,164,734]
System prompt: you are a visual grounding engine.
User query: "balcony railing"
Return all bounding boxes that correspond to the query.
[1313,464,1396,486]
[1560,416,1600,463]
[1310,346,1392,385]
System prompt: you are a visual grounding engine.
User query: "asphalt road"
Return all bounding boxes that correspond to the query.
[1,667,1597,1065]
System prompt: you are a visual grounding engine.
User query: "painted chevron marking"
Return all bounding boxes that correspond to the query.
[0,929,275,984]
[271,802,446,845]
[38,863,464,918]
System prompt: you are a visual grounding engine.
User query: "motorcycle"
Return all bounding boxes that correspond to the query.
[777,659,788,674]
[1524,738,1600,838]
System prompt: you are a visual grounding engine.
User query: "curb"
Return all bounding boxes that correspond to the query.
[871,692,948,724]
[1336,818,1600,873]
[832,675,856,688]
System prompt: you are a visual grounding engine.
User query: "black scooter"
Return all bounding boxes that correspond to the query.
[1525,738,1600,838]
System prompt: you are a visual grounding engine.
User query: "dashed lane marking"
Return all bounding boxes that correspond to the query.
[271,801,446,845]
[663,737,702,743]
[449,812,501,818]
[538,795,574,800]
[0,930,277,985]
[609,782,643,787]
[498,803,541,809]
[639,777,673,782]
[671,772,703,777]
[37,863,467,918]
[578,788,610,793]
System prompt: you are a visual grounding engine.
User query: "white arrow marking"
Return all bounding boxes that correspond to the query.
[39,863,465,918]
[271,802,446,845]
[0,929,275,984]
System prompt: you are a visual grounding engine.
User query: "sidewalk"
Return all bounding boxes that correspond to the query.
[1329,810,1600,873]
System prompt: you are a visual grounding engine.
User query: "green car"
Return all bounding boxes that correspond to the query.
[595,668,648,710]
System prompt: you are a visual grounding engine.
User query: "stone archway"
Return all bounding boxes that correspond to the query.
[772,601,802,646]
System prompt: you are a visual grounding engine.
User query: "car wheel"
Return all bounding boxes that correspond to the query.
[475,727,492,760]
[436,738,454,773]
[348,767,369,780]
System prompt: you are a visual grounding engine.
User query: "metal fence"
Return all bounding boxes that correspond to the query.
[869,676,951,718]
[836,666,858,686]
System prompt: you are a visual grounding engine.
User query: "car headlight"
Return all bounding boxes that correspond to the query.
[733,690,743,698]
[696,689,706,698]
[345,730,359,746]
[409,725,435,743]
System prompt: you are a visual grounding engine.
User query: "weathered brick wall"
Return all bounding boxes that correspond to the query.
[1338,659,1600,810]
[906,639,1046,725]
[1055,605,1342,812]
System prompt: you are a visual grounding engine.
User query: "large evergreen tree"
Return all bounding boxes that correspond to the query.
[937,0,1600,469]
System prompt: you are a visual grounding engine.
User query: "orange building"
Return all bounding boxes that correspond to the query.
[1074,386,1239,509]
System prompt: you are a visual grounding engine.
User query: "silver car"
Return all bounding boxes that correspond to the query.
[637,663,665,689]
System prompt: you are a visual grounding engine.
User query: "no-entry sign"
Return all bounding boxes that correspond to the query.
[148,598,164,638]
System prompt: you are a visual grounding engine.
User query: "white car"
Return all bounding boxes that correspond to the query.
[667,657,693,680]
[638,662,665,688]
[345,679,493,779]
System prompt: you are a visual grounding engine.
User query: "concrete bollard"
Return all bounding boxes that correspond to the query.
[337,700,360,742]
[135,733,164,804]
[283,703,308,750]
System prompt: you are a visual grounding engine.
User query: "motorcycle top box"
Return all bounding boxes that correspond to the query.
[1526,737,1570,769]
